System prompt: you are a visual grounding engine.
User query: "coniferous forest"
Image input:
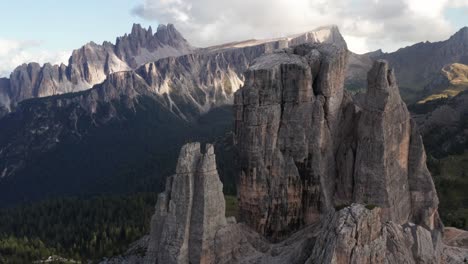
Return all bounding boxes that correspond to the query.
[0,193,157,263]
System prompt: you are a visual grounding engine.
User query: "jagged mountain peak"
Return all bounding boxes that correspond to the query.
[155,23,189,47]
[120,23,189,47]
[1,23,194,109]
[449,26,468,42]
[130,23,146,34]
[114,23,193,68]
[288,25,347,49]
[364,48,384,57]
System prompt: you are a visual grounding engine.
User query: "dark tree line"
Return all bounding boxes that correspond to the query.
[0,193,157,263]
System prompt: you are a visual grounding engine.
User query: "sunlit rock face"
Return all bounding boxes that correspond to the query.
[3,24,193,110]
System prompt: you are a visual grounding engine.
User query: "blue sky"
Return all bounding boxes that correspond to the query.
[445,6,468,30]
[0,0,467,77]
[0,0,152,51]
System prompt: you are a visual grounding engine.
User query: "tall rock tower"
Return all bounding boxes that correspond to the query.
[144,143,227,264]
[234,44,440,240]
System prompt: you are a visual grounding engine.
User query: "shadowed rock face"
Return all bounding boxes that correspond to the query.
[234,43,349,240]
[144,143,227,264]
[234,42,440,240]
[354,61,439,229]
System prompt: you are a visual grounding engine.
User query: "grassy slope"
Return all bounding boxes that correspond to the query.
[419,63,468,104]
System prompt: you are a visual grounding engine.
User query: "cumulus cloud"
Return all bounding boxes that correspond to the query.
[0,39,69,78]
[132,0,468,54]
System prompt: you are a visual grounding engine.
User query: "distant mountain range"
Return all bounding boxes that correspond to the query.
[0,24,192,115]
[0,22,467,207]
[346,26,468,103]
[0,24,345,205]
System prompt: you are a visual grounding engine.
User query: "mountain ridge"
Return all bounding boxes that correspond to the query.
[0,24,345,120]
[0,23,193,115]
[0,24,344,206]
[345,26,468,103]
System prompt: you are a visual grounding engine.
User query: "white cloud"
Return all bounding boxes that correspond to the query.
[0,39,69,78]
[132,0,468,54]
[449,0,468,6]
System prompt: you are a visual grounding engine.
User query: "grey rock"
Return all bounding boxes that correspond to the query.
[144,142,226,264]
[216,205,465,264]
[234,43,348,241]
[444,227,468,249]
[0,26,346,181]
[113,44,466,264]
[354,60,439,228]
[307,204,451,264]
[0,24,341,118]
[2,23,193,112]
[235,47,440,242]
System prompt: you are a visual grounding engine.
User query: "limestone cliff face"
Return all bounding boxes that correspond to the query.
[136,48,468,263]
[0,25,342,118]
[144,143,227,264]
[234,43,348,240]
[0,26,344,183]
[115,24,193,69]
[307,204,445,264]
[234,43,440,240]
[353,61,439,229]
[3,24,192,110]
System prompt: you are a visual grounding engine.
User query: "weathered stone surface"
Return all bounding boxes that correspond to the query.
[210,205,465,264]
[305,204,464,264]
[444,227,468,249]
[354,61,439,228]
[234,43,348,240]
[235,47,440,240]
[144,142,227,264]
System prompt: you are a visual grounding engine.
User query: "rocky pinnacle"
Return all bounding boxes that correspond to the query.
[235,45,440,240]
[138,44,467,264]
[144,143,227,264]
